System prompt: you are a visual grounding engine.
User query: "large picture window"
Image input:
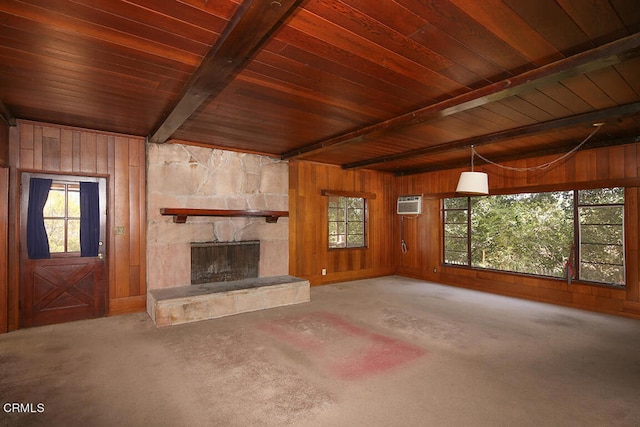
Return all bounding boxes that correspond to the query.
[443,188,625,287]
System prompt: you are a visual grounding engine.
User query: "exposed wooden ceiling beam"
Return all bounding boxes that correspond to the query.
[281,33,640,161]
[395,135,640,176]
[148,0,304,144]
[344,102,640,170]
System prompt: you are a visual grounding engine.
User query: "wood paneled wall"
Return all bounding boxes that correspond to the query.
[0,119,9,333]
[0,167,7,333]
[3,120,146,331]
[395,143,640,319]
[0,118,8,167]
[289,161,395,284]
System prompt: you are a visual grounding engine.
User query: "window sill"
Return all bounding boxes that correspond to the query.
[442,263,626,290]
[328,246,368,251]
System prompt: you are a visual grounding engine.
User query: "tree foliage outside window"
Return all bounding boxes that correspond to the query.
[328,196,366,248]
[578,188,624,285]
[43,182,81,253]
[443,188,624,287]
[472,191,574,277]
[443,197,469,265]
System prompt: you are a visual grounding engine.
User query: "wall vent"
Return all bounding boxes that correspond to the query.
[397,195,422,215]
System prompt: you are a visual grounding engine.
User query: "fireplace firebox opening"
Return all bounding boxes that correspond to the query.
[191,241,260,284]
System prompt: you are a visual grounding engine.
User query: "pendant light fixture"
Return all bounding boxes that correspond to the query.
[454,124,604,196]
[456,145,489,195]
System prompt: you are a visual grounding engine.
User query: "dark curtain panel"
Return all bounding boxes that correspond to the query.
[27,178,52,259]
[80,182,100,257]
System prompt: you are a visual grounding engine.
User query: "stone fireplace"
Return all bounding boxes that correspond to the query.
[145,143,307,327]
[146,143,289,291]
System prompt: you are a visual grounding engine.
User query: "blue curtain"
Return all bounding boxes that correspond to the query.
[80,181,100,257]
[27,178,52,259]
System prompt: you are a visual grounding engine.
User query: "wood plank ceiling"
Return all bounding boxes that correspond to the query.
[1,0,639,176]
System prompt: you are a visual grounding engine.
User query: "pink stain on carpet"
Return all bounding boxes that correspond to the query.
[258,312,426,380]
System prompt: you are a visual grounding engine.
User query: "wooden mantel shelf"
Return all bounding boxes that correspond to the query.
[160,208,289,224]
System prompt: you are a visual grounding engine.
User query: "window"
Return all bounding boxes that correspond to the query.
[43,182,81,253]
[443,188,625,287]
[443,197,469,265]
[578,188,625,285]
[328,196,367,248]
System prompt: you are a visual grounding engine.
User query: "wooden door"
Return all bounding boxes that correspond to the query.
[20,173,107,328]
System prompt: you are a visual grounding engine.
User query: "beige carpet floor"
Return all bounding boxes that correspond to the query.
[2,276,640,426]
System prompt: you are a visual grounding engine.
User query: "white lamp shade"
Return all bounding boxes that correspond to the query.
[456,171,489,195]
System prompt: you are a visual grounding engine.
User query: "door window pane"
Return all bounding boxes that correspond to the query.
[43,187,66,217]
[44,219,65,253]
[43,181,81,253]
[68,219,81,252]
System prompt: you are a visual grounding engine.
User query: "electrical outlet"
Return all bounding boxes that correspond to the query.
[321,268,327,276]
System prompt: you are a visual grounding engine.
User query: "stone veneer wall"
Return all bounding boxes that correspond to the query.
[146,143,289,290]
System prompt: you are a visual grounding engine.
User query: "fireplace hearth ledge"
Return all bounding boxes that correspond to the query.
[147,275,310,327]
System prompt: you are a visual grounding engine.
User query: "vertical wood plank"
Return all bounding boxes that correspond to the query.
[624,144,637,178]
[40,125,60,171]
[137,143,147,296]
[72,131,81,172]
[114,136,131,298]
[7,169,18,331]
[128,150,141,297]
[288,162,298,276]
[33,126,43,170]
[42,137,61,172]
[107,136,116,300]
[0,168,8,333]
[42,126,60,140]
[596,148,610,180]
[129,137,140,168]
[129,266,141,297]
[8,126,20,330]
[20,123,34,149]
[80,132,97,174]
[60,129,73,172]
[573,150,588,182]
[564,154,577,183]
[19,123,34,169]
[96,134,110,174]
[626,188,639,302]
[608,145,625,180]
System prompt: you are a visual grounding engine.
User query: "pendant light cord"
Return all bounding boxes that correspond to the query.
[472,125,603,172]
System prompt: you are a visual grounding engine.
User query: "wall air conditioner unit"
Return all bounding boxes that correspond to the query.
[397,195,422,215]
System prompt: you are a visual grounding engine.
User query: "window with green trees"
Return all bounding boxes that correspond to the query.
[43,182,81,253]
[328,196,367,249]
[443,187,624,287]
